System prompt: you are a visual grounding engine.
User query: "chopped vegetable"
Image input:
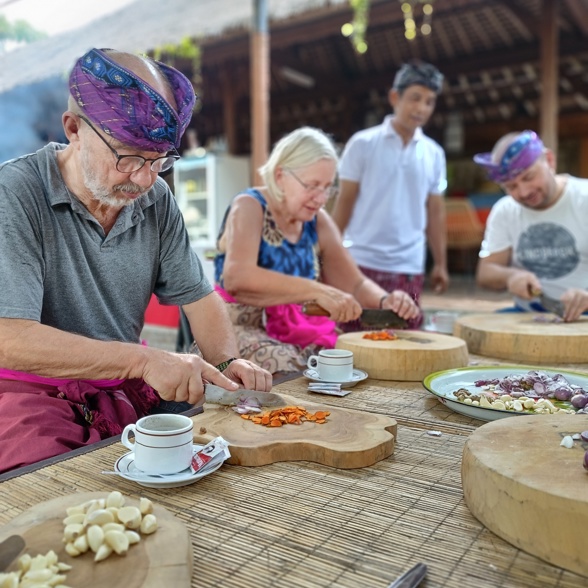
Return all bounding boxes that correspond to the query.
[241,406,330,427]
[362,330,398,341]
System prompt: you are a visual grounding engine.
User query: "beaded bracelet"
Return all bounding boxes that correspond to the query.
[215,357,238,372]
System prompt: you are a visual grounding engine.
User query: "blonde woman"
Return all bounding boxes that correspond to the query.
[213,127,419,374]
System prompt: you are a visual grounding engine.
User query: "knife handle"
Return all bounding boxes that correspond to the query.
[302,302,330,317]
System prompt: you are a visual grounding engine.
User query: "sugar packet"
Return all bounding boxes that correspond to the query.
[191,436,231,474]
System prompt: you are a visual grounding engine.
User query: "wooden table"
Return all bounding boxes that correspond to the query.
[1,356,587,588]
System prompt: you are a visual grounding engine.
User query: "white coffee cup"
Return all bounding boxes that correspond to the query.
[430,311,459,334]
[121,414,194,475]
[307,349,354,382]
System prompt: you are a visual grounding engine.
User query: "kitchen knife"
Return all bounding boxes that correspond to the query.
[303,302,408,329]
[538,293,565,318]
[386,562,427,588]
[204,383,286,407]
[0,535,25,572]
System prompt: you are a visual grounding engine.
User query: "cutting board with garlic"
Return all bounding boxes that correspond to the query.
[462,413,588,578]
[192,392,396,468]
[0,492,191,587]
[335,330,468,381]
[454,312,588,364]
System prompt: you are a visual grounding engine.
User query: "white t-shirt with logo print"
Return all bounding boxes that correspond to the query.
[480,175,588,302]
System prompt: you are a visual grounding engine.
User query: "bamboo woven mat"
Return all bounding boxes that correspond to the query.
[0,426,585,587]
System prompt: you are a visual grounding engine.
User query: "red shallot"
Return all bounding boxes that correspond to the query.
[232,395,263,415]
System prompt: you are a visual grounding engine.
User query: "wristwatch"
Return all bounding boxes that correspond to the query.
[215,357,238,372]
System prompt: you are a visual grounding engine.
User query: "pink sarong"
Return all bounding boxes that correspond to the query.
[215,286,337,348]
[0,370,160,474]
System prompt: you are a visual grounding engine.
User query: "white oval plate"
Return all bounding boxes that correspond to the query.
[423,365,588,422]
[303,368,368,388]
[114,445,224,488]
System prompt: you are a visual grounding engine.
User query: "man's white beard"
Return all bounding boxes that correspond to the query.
[81,150,149,207]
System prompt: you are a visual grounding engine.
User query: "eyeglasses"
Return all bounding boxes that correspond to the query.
[286,169,336,198]
[79,115,180,173]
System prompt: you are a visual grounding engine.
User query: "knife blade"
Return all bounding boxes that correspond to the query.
[0,535,25,572]
[302,302,408,329]
[538,293,565,318]
[204,383,286,407]
[387,562,427,588]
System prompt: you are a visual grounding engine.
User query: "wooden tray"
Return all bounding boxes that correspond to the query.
[335,330,468,381]
[462,413,588,577]
[192,393,396,469]
[454,312,588,363]
[0,492,192,587]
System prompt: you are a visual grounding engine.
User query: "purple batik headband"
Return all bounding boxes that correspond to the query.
[473,131,545,183]
[69,48,196,152]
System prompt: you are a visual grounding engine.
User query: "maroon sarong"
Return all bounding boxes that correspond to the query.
[0,378,160,474]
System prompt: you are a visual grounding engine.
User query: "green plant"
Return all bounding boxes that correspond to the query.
[342,0,371,54]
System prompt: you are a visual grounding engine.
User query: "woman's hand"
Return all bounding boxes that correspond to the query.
[314,286,362,323]
[380,291,421,320]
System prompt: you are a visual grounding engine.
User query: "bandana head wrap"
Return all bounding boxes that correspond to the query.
[473,131,545,183]
[69,48,196,152]
[392,61,444,94]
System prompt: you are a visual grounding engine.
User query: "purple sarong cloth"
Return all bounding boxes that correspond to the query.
[0,374,160,474]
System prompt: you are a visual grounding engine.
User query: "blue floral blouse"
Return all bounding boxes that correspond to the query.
[215,189,321,285]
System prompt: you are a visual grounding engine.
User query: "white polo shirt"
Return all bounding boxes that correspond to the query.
[338,115,446,274]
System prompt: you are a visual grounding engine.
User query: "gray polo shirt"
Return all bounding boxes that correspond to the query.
[0,143,212,343]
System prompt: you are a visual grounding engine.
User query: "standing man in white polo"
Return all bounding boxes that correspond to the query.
[331,61,448,328]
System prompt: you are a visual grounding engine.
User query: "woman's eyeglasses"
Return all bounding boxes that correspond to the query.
[286,169,336,198]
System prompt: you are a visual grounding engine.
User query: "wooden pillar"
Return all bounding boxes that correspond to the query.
[250,0,269,184]
[539,0,559,154]
[221,67,237,155]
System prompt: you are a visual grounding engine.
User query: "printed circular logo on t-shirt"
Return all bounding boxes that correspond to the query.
[516,222,579,279]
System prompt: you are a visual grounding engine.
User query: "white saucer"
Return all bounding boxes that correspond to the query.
[113,445,224,488]
[303,368,368,388]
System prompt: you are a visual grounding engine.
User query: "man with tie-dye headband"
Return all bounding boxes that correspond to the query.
[474,130,588,322]
[0,48,271,473]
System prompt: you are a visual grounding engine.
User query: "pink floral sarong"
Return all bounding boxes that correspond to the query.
[212,286,337,374]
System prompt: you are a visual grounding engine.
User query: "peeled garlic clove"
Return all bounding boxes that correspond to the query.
[125,530,141,545]
[117,506,142,529]
[22,568,53,583]
[139,497,154,515]
[102,522,125,534]
[85,509,115,526]
[63,523,84,542]
[62,513,85,526]
[106,491,124,509]
[64,542,81,557]
[73,534,89,554]
[140,514,157,535]
[94,544,113,563]
[104,530,129,555]
[560,435,574,449]
[87,525,105,553]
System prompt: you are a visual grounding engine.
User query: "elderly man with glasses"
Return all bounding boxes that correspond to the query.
[474,130,588,322]
[0,47,271,473]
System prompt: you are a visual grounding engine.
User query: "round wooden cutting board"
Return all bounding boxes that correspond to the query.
[454,312,588,363]
[0,492,192,588]
[462,414,588,577]
[335,330,468,381]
